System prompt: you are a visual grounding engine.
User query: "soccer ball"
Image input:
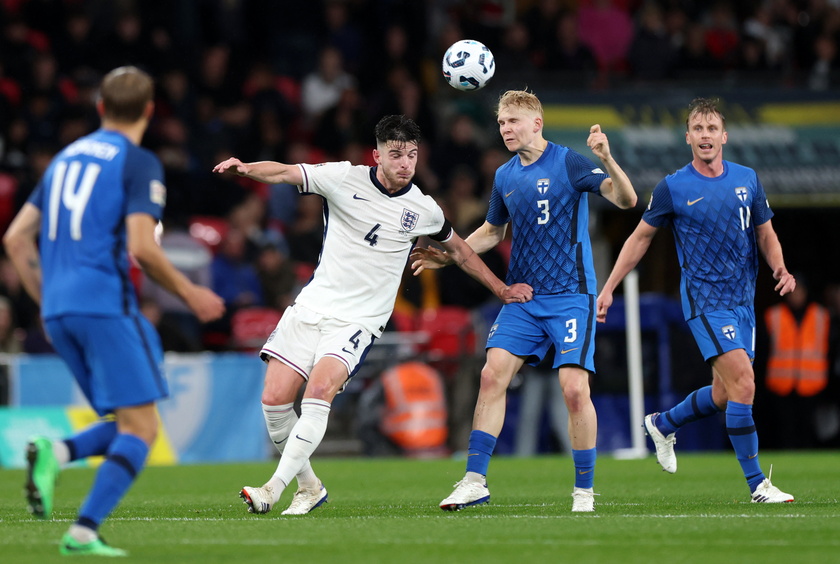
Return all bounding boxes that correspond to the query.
[442,39,495,91]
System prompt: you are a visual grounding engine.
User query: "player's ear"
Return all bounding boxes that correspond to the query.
[721,130,728,145]
[685,131,690,145]
[372,148,381,165]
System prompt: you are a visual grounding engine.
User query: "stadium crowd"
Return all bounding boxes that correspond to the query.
[1,0,839,445]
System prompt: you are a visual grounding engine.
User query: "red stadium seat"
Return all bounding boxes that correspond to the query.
[231,307,283,351]
[416,306,476,360]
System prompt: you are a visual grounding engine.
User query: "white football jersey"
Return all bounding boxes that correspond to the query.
[295,161,450,336]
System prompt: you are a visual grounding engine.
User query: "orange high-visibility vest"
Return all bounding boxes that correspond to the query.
[764,303,830,397]
[380,362,448,451]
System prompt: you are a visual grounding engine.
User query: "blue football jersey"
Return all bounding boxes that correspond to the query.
[28,129,165,318]
[487,142,607,295]
[642,161,773,320]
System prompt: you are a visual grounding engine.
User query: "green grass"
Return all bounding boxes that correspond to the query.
[1,452,839,563]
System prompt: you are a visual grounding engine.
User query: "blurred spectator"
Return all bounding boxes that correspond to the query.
[0,254,39,335]
[323,0,364,75]
[301,46,356,129]
[758,276,830,449]
[211,226,264,310]
[493,20,537,81]
[141,218,213,351]
[140,297,201,352]
[286,193,325,266]
[542,11,599,78]
[703,2,741,69]
[0,294,23,354]
[313,85,369,159]
[674,23,722,77]
[808,34,838,91]
[431,114,484,189]
[577,0,634,75]
[627,2,677,81]
[255,239,297,312]
[443,165,486,233]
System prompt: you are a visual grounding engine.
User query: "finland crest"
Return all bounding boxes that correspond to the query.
[401,208,419,232]
[536,178,550,194]
[735,186,748,202]
[722,324,736,340]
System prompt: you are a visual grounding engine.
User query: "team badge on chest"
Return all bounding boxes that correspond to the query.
[536,178,550,194]
[735,187,748,203]
[401,208,419,232]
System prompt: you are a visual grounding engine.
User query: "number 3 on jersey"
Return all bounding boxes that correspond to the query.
[48,160,101,241]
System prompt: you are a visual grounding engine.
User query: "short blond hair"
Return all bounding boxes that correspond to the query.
[99,66,154,123]
[497,90,543,118]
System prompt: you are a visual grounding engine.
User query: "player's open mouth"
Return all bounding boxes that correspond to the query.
[699,143,712,149]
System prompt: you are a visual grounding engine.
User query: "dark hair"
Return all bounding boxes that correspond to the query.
[374,115,421,147]
[686,97,726,130]
[99,66,154,122]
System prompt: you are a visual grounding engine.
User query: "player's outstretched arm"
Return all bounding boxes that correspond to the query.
[410,221,507,275]
[212,157,303,186]
[127,213,226,322]
[587,124,637,210]
[440,231,532,304]
[755,220,795,296]
[2,203,43,305]
[596,220,658,323]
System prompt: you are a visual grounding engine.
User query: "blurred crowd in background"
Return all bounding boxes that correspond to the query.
[1,0,839,356]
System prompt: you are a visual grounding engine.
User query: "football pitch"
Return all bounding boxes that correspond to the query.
[1,451,838,563]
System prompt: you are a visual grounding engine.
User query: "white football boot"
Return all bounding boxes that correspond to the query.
[644,413,677,474]
[240,485,275,514]
[281,482,329,515]
[439,478,490,511]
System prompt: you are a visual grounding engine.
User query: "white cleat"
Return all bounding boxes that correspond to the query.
[751,467,794,503]
[281,482,329,515]
[571,487,596,513]
[439,478,490,511]
[240,485,275,514]
[644,413,677,474]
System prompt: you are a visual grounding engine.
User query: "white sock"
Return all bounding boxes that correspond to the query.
[53,440,70,466]
[465,471,485,484]
[262,403,319,489]
[68,524,97,543]
[266,398,331,501]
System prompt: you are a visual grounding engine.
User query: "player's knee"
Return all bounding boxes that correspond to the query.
[479,365,511,395]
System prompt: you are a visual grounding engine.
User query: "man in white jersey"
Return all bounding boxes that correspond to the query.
[212,115,533,515]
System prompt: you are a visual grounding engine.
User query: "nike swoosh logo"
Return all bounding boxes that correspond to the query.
[687,197,704,206]
[273,438,287,445]
[353,194,369,201]
[560,347,579,354]
[748,453,757,459]
[578,469,593,475]
[341,347,354,354]
[505,190,516,198]
[467,453,479,457]
[295,434,313,444]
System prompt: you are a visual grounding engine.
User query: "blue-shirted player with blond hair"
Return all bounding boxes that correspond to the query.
[597,97,795,503]
[3,66,225,556]
[412,89,637,512]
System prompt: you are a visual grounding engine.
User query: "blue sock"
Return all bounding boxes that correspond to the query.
[77,434,149,530]
[572,448,597,489]
[725,401,765,492]
[465,430,497,476]
[66,421,117,461]
[657,386,721,436]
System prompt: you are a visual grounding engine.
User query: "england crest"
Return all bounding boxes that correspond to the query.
[536,178,550,194]
[401,208,419,232]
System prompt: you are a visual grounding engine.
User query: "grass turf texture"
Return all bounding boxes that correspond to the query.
[1,452,838,563]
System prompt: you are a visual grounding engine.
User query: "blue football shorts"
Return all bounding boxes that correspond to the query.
[45,314,167,416]
[485,293,597,372]
[686,305,756,362]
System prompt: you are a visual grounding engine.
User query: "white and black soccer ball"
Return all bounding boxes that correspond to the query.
[442,39,495,91]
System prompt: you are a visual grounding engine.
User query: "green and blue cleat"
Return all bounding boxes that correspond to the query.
[60,534,128,557]
[24,436,60,519]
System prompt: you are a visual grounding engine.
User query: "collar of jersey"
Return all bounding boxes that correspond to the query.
[688,160,729,181]
[369,166,413,198]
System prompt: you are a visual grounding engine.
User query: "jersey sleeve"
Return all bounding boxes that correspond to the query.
[752,174,774,226]
[565,149,607,195]
[641,178,674,227]
[298,161,351,198]
[124,147,166,220]
[485,180,509,226]
[27,179,45,210]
